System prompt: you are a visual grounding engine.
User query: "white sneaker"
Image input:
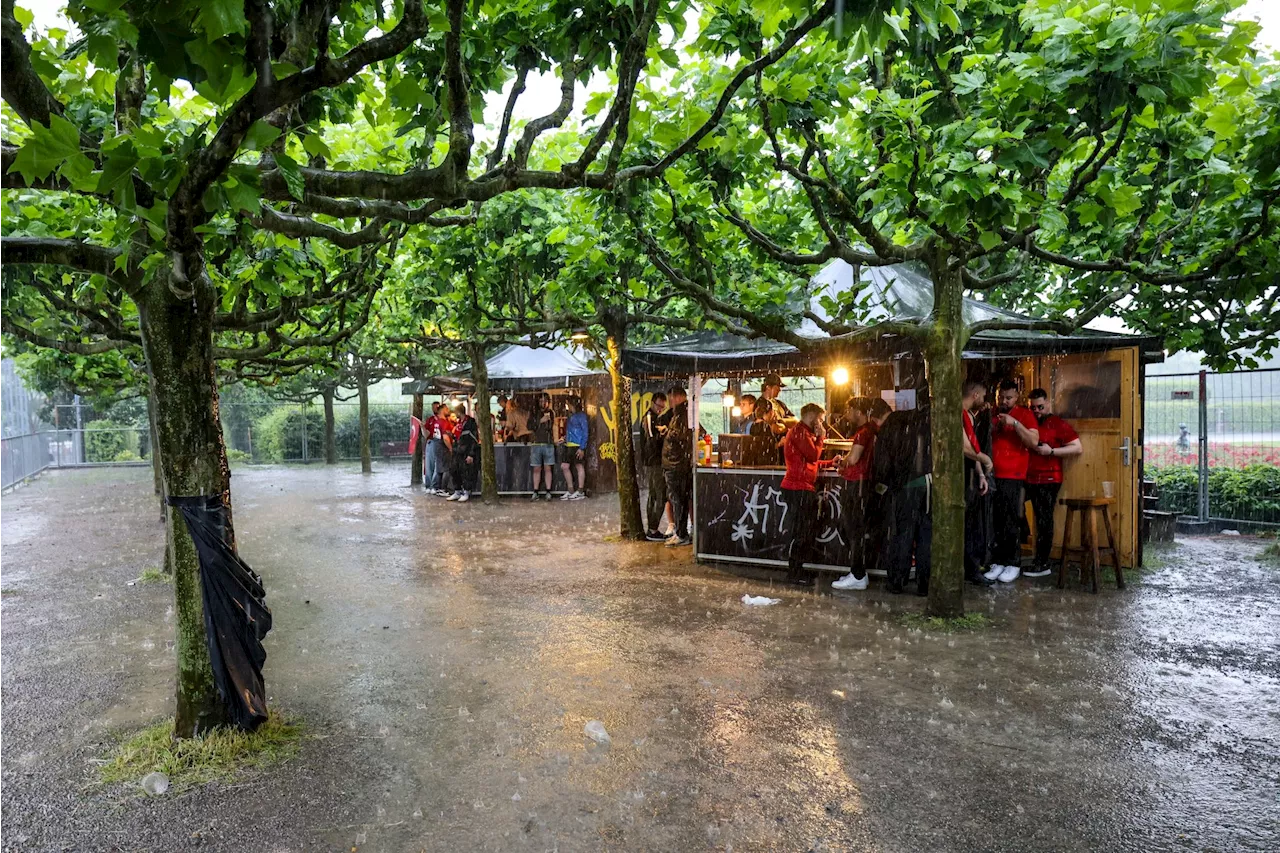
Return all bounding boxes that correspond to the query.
[1023,567,1053,578]
[457,491,469,502]
[446,491,461,501]
[570,491,586,500]
[559,491,573,501]
[998,564,1021,583]
[983,565,1004,581]
[832,573,869,591]
[664,535,681,545]
[436,489,450,497]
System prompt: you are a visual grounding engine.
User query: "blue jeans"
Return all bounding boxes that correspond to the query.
[425,440,447,490]
[529,444,555,468]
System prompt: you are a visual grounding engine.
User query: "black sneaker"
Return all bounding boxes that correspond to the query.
[968,574,996,587]
[645,531,667,542]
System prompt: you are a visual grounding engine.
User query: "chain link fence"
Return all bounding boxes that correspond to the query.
[1144,367,1280,527]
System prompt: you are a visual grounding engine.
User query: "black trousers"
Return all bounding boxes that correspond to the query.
[644,464,667,534]
[663,468,692,539]
[452,452,478,493]
[840,480,872,579]
[784,488,820,575]
[1025,482,1061,567]
[885,485,931,593]
[992,478,1026,566]
[964,466,989,580]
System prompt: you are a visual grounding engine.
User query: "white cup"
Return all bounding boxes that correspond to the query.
[1102,481,1115,499]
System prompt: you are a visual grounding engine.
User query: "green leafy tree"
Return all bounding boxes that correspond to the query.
[631,0,1278,616]
[0,0,851,734]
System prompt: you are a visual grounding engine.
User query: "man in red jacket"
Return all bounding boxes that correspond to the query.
[781,403,826,586]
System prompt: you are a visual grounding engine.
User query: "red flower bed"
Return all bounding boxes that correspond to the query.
[1144,443,1280,469]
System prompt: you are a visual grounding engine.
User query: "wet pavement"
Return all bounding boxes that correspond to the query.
[2,464,1277,852]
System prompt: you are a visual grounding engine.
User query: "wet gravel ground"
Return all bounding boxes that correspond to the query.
[2,464,1277,852]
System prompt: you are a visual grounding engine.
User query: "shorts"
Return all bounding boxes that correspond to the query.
[529,444,555,467]
[558,444,584,465]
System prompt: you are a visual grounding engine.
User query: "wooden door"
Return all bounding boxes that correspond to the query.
[1033,347,1141,567]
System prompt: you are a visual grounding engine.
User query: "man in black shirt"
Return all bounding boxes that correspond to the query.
[873,402,932,595]
[661,387,694,547]
[759,373,794,418]
[639,392,669,541]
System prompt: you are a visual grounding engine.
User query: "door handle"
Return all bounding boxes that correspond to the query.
[1114,436,1131,466]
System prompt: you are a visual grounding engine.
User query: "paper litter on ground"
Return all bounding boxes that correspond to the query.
[741,594,781,606]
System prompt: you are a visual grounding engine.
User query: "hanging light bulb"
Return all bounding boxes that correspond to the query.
[722,394,736,408]
[831,367,850,386]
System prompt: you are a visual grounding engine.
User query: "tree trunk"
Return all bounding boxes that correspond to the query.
[323,388,338,465]
[605,321,644,539]
[410,392,424,487]
[147,387,164,495]
[923,258,967,619]
[466,342,498,503]
[358,368,372,474]
[137,281,231,737]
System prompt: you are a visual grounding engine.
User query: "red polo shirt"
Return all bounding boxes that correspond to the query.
[991,406,1038,480]
[840,423,877,482]
[1026,414,1079,485]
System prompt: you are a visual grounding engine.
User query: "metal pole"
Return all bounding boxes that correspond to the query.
[1198,369,1209,523]
[300,403,309,463]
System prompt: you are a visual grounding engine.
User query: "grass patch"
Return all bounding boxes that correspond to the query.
[135,567,170,584]
[899,612,992,632]
[98,711,303,791]
[1260,541,1280,563]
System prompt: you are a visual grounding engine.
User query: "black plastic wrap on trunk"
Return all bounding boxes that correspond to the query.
[167,495,272,731]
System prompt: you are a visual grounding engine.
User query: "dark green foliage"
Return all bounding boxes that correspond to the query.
[84,418,140,462]
[336,408,406,458]
[251,406,325,462]
[1150,464,1280,523]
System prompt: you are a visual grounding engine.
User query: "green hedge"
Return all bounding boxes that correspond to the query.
[335,408,407,458]
[84,419,141,462]
[1149,463,1280,523]
[252,406,325,462]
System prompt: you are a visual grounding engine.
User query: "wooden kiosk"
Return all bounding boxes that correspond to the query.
[623,261,1163,575]
[402,344,618,495]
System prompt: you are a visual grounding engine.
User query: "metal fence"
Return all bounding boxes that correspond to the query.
[1144,367,1280,526]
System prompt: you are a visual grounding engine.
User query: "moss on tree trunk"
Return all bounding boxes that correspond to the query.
[137,282,231,737]
[924,259,967,619]
[358,369,371,474]
[323,388,338,465]
[605,323,644,539]
[410,392,424,487]
[466,342,499,502]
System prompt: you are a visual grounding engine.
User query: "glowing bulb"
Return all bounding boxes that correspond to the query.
[722,394,735,408]
[831,367,850,386]
[731,406,742,417]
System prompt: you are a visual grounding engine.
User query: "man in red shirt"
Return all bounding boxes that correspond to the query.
[781,403,826,586]
[833,398,891,591]
[985,379,1039,583]
[1024,388,1083,577]
[961,381,996,586]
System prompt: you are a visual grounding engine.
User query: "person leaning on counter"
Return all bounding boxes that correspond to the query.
[780,403,827,586]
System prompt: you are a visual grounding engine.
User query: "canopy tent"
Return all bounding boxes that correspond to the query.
[402,344,602,395]
[623,261,1164,377]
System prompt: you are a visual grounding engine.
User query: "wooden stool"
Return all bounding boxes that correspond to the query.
[1058,498,1125,593]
